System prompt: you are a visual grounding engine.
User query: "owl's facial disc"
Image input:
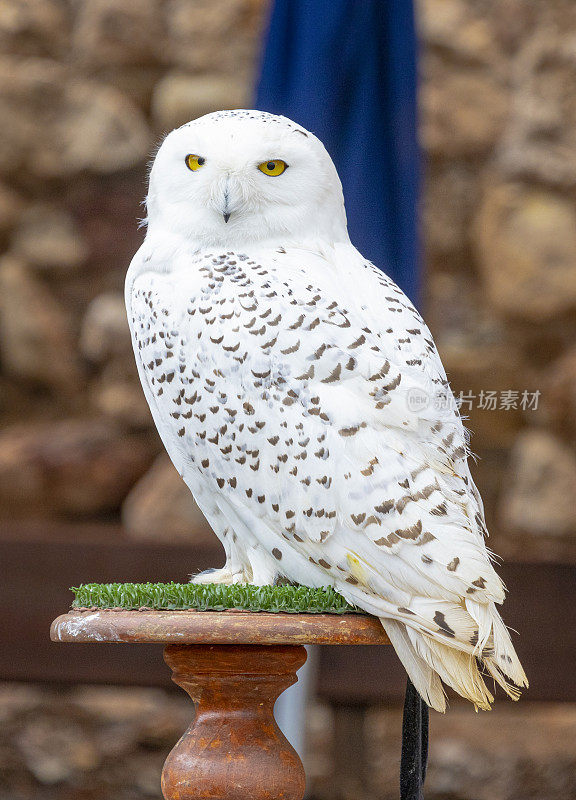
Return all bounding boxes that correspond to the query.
[146,111,349,246]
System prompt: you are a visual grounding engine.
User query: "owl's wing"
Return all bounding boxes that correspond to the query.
[259,246,497,597]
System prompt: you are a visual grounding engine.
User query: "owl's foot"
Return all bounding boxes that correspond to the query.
[190,566,247,585]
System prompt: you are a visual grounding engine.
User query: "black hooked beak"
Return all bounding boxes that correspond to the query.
[222,185,231,223]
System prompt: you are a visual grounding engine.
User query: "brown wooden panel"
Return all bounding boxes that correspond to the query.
[1,526,224,687]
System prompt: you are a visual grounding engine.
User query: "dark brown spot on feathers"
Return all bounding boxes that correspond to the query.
[374,532,399,547]
[280,341,300,355]
[295,365,315,380]
[394,520,423,540]
[321,362,342,383]
[375,500,395,514]
[289,314,305,330]
[434,611,456,637]
[349,334,366,349]
[339,424,363,437]
[381,373,401,391]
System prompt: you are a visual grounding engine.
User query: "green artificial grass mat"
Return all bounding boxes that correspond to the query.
[71,582,361,614]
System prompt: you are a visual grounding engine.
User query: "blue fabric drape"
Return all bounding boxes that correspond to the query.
[255,0,420,304]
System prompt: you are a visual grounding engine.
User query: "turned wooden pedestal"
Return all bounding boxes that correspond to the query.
[51,610,389,799]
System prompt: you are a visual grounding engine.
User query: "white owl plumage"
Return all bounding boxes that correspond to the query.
[126,110,527,711]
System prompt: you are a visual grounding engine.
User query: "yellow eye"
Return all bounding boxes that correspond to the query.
[258,159,288,176]
[185,154,205,171]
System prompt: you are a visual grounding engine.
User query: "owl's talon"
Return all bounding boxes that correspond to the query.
[191,566,247,585]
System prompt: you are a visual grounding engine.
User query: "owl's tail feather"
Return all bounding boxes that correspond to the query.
[407,630,494,711]
[466,599,528,700]
[380,600,528,712]
[380,619,447,712]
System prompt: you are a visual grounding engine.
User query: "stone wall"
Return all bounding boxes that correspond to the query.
[420,0,576,561]
[0,0,574,559]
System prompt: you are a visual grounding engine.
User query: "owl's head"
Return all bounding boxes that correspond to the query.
[145,110,348,248]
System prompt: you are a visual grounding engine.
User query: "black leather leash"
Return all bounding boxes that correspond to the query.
[400,678,429,800]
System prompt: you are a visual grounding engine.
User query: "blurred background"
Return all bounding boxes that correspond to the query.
[0,1,575,799]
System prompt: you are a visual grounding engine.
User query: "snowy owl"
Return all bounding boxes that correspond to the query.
[126,110,527,711]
